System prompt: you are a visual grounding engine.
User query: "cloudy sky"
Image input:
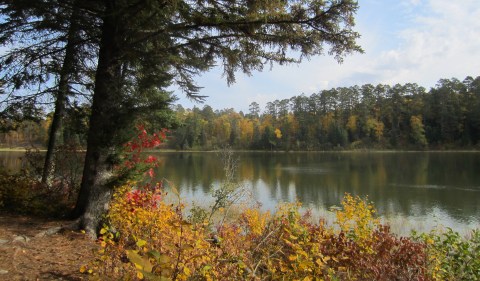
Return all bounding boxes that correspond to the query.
[174,0,480,113]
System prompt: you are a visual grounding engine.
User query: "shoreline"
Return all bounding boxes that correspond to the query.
[1,147,479,153]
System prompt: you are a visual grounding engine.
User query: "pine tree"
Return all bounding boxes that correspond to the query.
[3,0,363,236]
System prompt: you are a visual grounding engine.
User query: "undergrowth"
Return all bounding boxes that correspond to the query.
[0,168,74,217]
[83,186,435,280]
[4,126,478,280]
[79,126,480,280]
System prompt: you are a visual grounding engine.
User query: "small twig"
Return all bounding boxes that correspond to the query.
[253,225,281,253]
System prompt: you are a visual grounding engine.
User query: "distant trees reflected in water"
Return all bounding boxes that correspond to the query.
[154,152,480,225]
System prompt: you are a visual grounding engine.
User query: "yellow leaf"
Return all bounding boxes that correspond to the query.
[79,265,87,273]
[100,228,108,234]
[126,250,153,273]
[137,271,144,279]
[136,239,147,247]
[288,255,297,261]
[184,267,191,276]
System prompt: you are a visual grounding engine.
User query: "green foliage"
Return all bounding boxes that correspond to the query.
[410,115,428,147]
[327,122,349,148]
[416,228,480,280]
[165,76,480,151]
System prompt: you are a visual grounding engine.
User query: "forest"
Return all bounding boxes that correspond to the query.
[2,76,480,151]
[1,1,480,278]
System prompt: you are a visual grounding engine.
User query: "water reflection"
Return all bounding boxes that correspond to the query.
[154,152,480,234]
[0,151,25,173]
[2,151,480,233]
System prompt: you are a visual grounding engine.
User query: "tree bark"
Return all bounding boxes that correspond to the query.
[72,0,123,237]
[41,1,81,187]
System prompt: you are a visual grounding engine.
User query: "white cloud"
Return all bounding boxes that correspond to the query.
[176,0,480,111]
[401,0,422,7]
[371,0,480,85]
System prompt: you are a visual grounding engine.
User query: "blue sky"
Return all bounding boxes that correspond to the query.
[174,0,480,113]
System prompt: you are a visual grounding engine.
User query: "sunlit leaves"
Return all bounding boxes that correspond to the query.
[334,193,379,252]
[87,184,478,280]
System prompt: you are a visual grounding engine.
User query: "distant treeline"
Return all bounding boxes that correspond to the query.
[1,76,479,150]
[168,76,480,150]
[0,103,90,149]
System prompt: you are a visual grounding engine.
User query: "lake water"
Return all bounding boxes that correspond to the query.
[2,151,480,234]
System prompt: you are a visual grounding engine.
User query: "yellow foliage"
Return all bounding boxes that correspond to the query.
[346,115,358,134]
[366,117,384,141]
[274,128,282,139]
[320,112,335,133]
[95,182,214,280]
[238,118,254,145]
[334,193,379,252]
[89,185,429,280]
[241,208,270,236]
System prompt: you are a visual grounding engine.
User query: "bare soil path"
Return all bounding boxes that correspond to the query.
[0,213,97,280]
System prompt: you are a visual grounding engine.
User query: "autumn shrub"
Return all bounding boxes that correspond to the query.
[50,142,85,200]
[317,194,428,280]
[0,143,86,217]
[87,182,214,280]
[0,168,73,217]
[84,128,477,280]
[0,168,37,211]
[334,193,380,253]
[415,228,480,280]
[86,188,434,280]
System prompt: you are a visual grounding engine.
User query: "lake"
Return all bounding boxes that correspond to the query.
[2,151,480,234]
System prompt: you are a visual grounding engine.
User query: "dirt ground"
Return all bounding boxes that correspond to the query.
[0,213,98,281]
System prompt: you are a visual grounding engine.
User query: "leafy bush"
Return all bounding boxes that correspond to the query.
[416,228,480,280]
[0,145,82,217]
[87,182,214,280]
[85,189,430,280]
[82,127,478,280]
[0,168,73,217]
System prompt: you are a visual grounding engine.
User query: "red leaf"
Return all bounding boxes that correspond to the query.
[147,168,155,178]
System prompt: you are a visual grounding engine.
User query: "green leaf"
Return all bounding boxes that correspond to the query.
[202,265,212,273]
[147,249,162,260]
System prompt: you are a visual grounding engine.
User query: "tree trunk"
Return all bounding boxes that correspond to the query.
[41,1,81,187]
[72,0,123,237]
